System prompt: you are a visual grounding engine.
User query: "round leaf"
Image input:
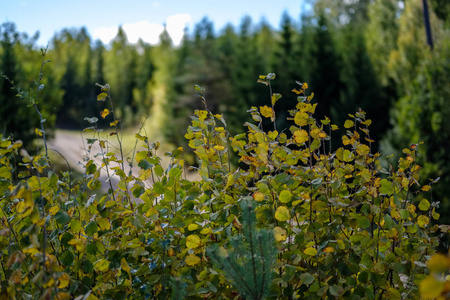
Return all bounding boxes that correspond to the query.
[275,206,290,222]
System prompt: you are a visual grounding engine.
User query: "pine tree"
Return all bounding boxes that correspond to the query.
[207,199,277,300]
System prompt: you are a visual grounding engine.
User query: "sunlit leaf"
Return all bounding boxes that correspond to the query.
[58,273,70,289]
[303,247,318,256]
[293,129,308,144]
[185,254,201,266]
[121,258,131,274]
[253,191,265,202]
[344,120,354,128]
[418,199,430,211]
[294,112,309,126]
[275,206,290,222]
[186,235,202,249]
[94,259,109,272]
[100,108,110,119]
[97,92,107,101]
[273,226,287,242]
[279,190,292,203]
[419,275,444,299]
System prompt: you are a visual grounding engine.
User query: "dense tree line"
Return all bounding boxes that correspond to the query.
[1,0,449,222]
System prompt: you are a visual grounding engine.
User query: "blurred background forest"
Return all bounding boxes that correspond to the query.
[1,0,449,223]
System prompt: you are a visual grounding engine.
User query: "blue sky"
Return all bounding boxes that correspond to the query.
[1,0,304,46]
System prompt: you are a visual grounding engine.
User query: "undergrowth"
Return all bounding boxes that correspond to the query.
[0,54,448,300]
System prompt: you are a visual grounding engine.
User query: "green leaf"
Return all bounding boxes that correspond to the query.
[357,216,371,228]
[384,214,396,229]
[279,190,292,203]
[85,221,98,236]
[418,199,430,211]
[54,211,70,225]
[60,250,74,267]
[379,179,394,195]
[300,272,315,285]
[329,285,343,297]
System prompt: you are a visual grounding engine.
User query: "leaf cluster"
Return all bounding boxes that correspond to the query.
[0,73,446,299]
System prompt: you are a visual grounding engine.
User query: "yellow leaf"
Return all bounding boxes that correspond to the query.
[310,128,321,139]
[188,223,199,231]
[94,259,109,272]
[100,108,110,119]
[56,293,71,300]
[427,253,450,273]
[97,218,111,230]
[260,106,274,119]
[22,246,39,256]
[344,120,354,128]
[43,278,55,288]
[279,190,292,203]
[420,275,445,299]
[417,215,429,228]
[110,120,119,127]
[185,254,201,266]
[302,82,308,89]
[323,246,334,253]
[121,258,131,274]
[422,185,431,192]
[200,228,211,235]
[213,145,225,151]
[35,128,44,137]
[273,226,287,242]
[303,247,318,256]
[275,206,290,222]
[168,248,175,256]
[186,235,202,249]
[253,191,265,202]
[294,112,309,126]
[293,130,308,144]
[58,273,70,289]
[97,92,107,101]
[48,205,59,216]
[356,144,370,156]
[68,238,86,252]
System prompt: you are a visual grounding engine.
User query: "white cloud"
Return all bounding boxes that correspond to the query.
[92,14,191,46]
[166,13,192,45]
[123,21,164,44]
[92,26,118,44]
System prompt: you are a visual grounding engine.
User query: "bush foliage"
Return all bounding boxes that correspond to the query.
[0,69,448,299]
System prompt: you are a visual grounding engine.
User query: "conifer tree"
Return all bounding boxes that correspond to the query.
[207,199,277,300]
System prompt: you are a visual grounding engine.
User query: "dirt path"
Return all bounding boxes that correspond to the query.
[47,130,199,192]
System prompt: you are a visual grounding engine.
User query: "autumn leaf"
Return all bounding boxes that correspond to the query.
[293,130,308,144]
[273,226,287,242]
[253,191,265,201]
[303,247,318,256]
[294,112,309,126]
[186,235,202,249]
[100,108,110,119]
[275,206,290,221]
[185,254,201,266]
[260,105,274,119]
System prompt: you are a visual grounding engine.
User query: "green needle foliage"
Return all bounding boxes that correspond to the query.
[207,198,277,300]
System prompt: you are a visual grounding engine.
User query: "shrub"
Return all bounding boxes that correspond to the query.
[0,68,447,299]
